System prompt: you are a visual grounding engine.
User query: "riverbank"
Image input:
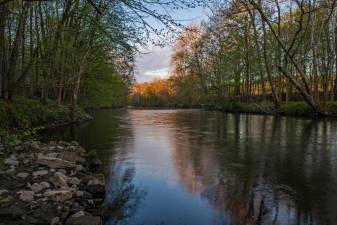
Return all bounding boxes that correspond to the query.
[0,140,105,225]
[0,98,92,145]
[201,101,337,117]
[132,101,337,117]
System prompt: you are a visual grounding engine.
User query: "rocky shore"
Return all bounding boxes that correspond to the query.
[0,141,105,225]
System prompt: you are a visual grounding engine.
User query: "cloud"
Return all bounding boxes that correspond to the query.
[135,45,172,83]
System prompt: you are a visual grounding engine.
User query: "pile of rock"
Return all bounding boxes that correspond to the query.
[0,141,105,225]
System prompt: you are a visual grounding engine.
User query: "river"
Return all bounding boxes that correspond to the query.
[46,108,337,225]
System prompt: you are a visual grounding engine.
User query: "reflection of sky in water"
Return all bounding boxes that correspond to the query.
[46,109,337,225]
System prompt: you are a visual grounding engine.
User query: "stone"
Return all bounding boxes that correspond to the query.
[66,216,102,225]
[44,190,72,202]
[49,173,68,188]
[69,177,81,186]
[16,172,29,179]
[40,181,51,189]
[0,195,14,205]
[51,217,60,225]
[75,165,84,172]
[18,190,34,202]
[37,157,76,169]
[87,174,105,194]
[0,189,9,196]
[57,145,64,150]
[31,183,44,193]
[33,170,49,177]
[46,152,59,158]
[58,169,67,175]
[71,211,85,218]
[5,158,19,166]
[75,191,83,197]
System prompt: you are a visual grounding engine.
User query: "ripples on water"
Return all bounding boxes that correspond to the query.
[47,109,337,225]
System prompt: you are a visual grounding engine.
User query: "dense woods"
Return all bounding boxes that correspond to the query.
[0,0,205,108]
[0,0,207,143]
[132,0,337,115]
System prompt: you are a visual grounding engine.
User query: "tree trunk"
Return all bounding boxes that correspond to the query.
[7,3,29,99]
[0,3,8,99]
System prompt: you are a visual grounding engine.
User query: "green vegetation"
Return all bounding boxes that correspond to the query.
[131,1,337,116]
[0,0,205,143]
[0,98,90,145]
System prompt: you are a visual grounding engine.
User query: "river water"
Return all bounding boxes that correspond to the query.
[47,109,337,225]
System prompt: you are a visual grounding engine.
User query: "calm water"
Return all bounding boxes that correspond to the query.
[47,109,337,225]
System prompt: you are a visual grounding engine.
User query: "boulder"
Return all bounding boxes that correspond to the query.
[5,157,18,167]
[69,177,81,186]
[66,216,102,225]
[37,157,76,169]
[16,172,29,179]
[50,217,60,225]
[31,183,44,193]
[58,169,67,175]
[18,190,34,202]
[0,189,9,196]
[71,211,85,218]
[33,170,49,177]
[49,173,68,188]
[87,174,105,194]
[44,190,72,202]
[75,165,84,172]
[40,181,51,189]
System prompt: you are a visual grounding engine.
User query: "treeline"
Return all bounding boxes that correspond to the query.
[0,0,204,110]
[132,0,337,115]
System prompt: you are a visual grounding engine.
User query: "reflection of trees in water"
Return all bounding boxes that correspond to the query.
[169,112,337,225]
[103,164,146,225]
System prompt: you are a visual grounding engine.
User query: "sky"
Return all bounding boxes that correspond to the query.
[134,6,209,83]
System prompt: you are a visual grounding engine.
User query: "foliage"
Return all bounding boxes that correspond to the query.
[131,0,337,116]
[0,98,89,145]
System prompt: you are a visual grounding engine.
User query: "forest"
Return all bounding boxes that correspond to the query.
[131,0,337,116]
[0,0,205,142]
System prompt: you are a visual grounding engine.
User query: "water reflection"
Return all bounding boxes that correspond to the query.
[104,163,146,225]
[47,109,337,225]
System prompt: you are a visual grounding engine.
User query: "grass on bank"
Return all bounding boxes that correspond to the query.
[0,98,90,145]
[201,101,337,116]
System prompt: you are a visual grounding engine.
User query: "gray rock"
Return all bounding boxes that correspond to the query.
[0,189,9,196]
[51,217,60,225]
[33,170,49,177]
[75,165,84,172]
[58,169,67,175]
[44,190,72,202]
[46,152,59,158]
[16,172,29,179]
[66,216,102,225]
[69,177,81,186]
[75,191,83,197]
[5,157,19,166]
[49,173,68,188]
[71,211,85,218]
[18,190,34,202]
[37,157,76,169]
[40,181,51,189]
[31,183,44,193]
[57,145,64,150]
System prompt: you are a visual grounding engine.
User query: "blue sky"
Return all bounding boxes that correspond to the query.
[134,6,209,83]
